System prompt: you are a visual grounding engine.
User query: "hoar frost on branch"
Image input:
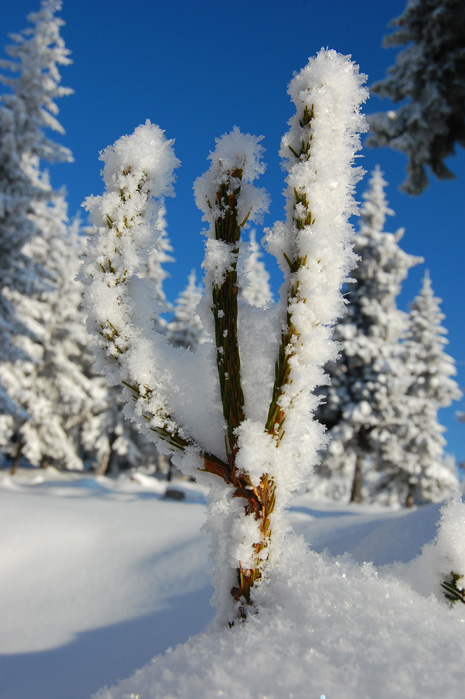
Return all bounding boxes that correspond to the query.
[82,49,368,623]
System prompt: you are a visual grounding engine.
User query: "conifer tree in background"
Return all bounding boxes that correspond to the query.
[314,167,422,503]
[239,230,273,308]
[82,50,368,621]
[373,271,461,505]
[2,201,94,472]
[0,1,156,475]
[80,383,145,475]
[0,0,73,449]
[165,269,206,480]
[3,203,162,475]
[368,0,465,194]
[167,270,205,350]
[145,205,174,335]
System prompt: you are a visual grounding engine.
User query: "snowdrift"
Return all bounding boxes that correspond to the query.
[1,469,464,698]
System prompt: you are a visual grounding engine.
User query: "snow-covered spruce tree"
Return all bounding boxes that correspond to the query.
[376,271,461,506]
[239,229,273,308]
[1,201,96,472]
[82,50,367,622]
[367,0,465,194]
[80,382,147,475]
[314,166,422,504]
[167,270,205,350]
[0,0,72,432]
[144,204,174,334]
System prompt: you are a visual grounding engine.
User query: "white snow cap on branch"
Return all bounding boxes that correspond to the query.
[252,49,369,495]
[83,120,179,301]
[194,126,269,225]
[269,48,368,275]
[194,127,270,286]
[100,120,179,198]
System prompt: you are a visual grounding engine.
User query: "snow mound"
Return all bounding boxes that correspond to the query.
[95,499,465,699]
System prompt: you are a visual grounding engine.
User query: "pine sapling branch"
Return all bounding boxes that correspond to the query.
[211,170,246,461]
[441,572,465,606]
[265,104,315,444]
[206,164,277,619]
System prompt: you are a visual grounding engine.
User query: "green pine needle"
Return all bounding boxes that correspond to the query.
[441,572,465,605]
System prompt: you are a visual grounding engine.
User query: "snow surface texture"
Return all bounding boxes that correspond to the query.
[2,469,465,699]
[0,469,212,699]
[95,496,465,699]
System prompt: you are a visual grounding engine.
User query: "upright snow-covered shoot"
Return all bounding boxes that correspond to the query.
[265,50,367,452]
[82,50,368,623]
[83,121,184,440]
[194,128,269,457]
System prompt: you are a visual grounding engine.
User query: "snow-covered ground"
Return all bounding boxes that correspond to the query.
[1,468,464,698]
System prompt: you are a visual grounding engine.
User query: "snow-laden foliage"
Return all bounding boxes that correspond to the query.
[385,271,462,505]
[367,0,465,194]
[239,229,273,308]
[0,2,134,474]
[194,126,270,290]
[314,167,422,504]
[82,121,184,433]
[144,204,175,334]
[0,0,72,163]
[0,204,92,470]
[0,0,72,421]
[82,49,368,622]
[167,270,205,350]
[406,272,462,410]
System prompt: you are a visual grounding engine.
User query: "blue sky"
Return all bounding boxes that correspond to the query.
[3,0,464,465]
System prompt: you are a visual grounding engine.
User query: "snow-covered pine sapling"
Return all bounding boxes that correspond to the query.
[82,49,368,623]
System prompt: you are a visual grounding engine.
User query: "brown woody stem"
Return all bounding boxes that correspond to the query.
[208,169,277,620]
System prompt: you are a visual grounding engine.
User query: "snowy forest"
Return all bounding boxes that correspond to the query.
[0,0,462,504]
[1,1,465,698]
